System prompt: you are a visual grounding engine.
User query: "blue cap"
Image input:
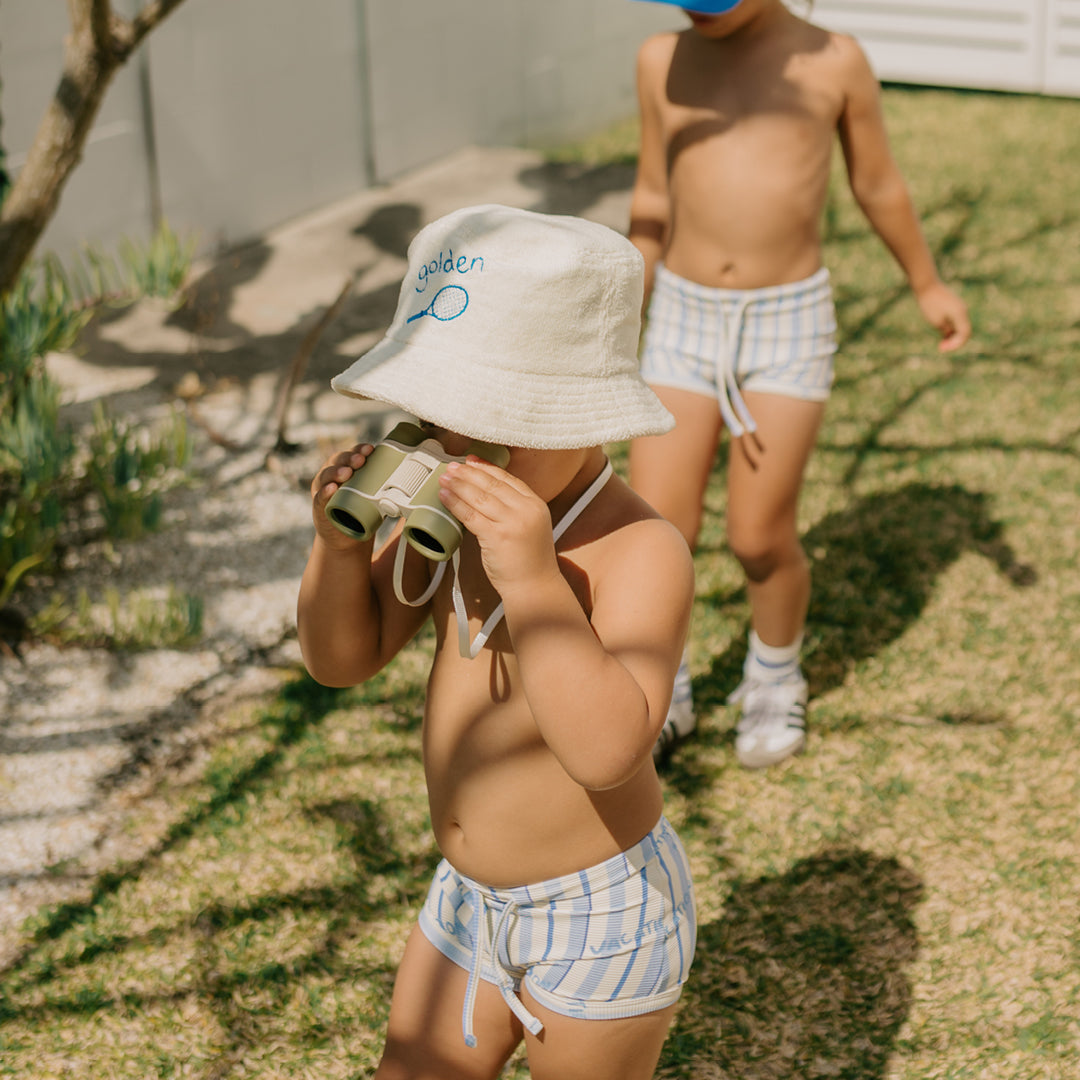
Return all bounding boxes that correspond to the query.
[632,0,744,12]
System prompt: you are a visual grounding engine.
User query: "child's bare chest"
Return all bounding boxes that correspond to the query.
[661,39,844,149]
[666,82,839,150]
[430,543,595,657]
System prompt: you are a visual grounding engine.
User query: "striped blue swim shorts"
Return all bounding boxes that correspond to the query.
[640,263,838,437]
[417,816,697,1047]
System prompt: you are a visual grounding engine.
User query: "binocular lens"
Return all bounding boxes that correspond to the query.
[406,528,446,558]
[403,504,460,561]
[328,506,367,538]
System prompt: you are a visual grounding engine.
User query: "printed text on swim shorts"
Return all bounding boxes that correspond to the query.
[589,892,694,956]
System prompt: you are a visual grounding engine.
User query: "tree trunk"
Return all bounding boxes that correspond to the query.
[0,0,188,298]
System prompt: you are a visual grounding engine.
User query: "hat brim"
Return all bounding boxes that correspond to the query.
[632,0,744,13]
[332,335,674,451]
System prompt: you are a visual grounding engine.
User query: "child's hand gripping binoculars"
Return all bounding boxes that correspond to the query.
[324,422,510,561]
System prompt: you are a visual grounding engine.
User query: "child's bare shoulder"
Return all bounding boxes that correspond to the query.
[588,504,694,638]
[809,24,878,85]
[590,481,693,583]
[760,18,878,108]
[636,29,680,72]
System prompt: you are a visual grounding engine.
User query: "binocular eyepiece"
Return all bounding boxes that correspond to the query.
[324,422,510,561]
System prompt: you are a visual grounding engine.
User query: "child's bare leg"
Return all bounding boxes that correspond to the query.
[726,390,825,645]
[521,988,678,1080]
[629,385,722,551]
[376,926,522,1080]
[726,390,825,767]
[630,385,721,752]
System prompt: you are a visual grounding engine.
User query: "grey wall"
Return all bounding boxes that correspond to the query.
[365,0,670,180]
[147,0,371,252]
[1,0,673,263]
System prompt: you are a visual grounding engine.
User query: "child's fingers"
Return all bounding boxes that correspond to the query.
[936,312,971,352]
[920,287,971,353]
[310,444,374,499]
[437,461,512,528]
[439,459,557,589]
[436,483,484,536]
[452,455,534,498]
[439,459,548,544]
[938,329,967,353]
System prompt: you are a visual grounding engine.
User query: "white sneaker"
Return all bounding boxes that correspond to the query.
[653,661,695,764]
[729,672,807,769]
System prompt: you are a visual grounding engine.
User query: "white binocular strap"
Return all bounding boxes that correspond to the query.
[392,534,447,607]
[452,458,614,660]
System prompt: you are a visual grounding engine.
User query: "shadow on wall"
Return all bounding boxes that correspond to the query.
[660,848,924,1079]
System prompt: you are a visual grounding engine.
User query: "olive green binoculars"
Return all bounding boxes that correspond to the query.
[324,422,510,561]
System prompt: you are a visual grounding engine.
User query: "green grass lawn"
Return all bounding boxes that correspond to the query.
[2,85,1079,1078]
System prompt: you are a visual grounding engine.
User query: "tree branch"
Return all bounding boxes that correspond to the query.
[113,0,189,60]
[0,0,189,295]
[66,0,112,51]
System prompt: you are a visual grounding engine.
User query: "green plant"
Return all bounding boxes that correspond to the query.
[0,349,76,573]
[29,585,204,650]
[42,221,197,310]
[84,402,191,540]
[0,258,93,377]
[0,225,194,611]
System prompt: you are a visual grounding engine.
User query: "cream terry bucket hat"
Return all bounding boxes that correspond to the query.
[331,204,674,450]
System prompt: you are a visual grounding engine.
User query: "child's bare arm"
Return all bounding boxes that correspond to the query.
[836,37,971,350]
[297,444,431,687]
[439,459,694,790]
[628,35,674,308]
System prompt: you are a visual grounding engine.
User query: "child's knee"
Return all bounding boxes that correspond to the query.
[727,523,804,582]
[732,544,780,582]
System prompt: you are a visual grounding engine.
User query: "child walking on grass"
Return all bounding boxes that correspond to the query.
[627,0,971,767]
[298,204,697,1079]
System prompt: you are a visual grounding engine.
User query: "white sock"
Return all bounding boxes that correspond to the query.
[745,629,803,685]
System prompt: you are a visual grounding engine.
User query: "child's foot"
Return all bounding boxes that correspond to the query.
[653,658,695,763]
[728,672,807,769]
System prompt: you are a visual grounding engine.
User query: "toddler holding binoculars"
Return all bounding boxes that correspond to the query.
[298,204,697,1079]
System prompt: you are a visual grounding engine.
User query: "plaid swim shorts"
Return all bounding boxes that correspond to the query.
[640,263,838,436]
[418,815,697,1046]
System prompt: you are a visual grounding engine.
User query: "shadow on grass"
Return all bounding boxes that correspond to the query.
[692,480,1036,718]
[0,670,433,1036]
[660,848,923,1079]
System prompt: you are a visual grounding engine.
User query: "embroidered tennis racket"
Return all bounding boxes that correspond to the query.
[407,285,469,323]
